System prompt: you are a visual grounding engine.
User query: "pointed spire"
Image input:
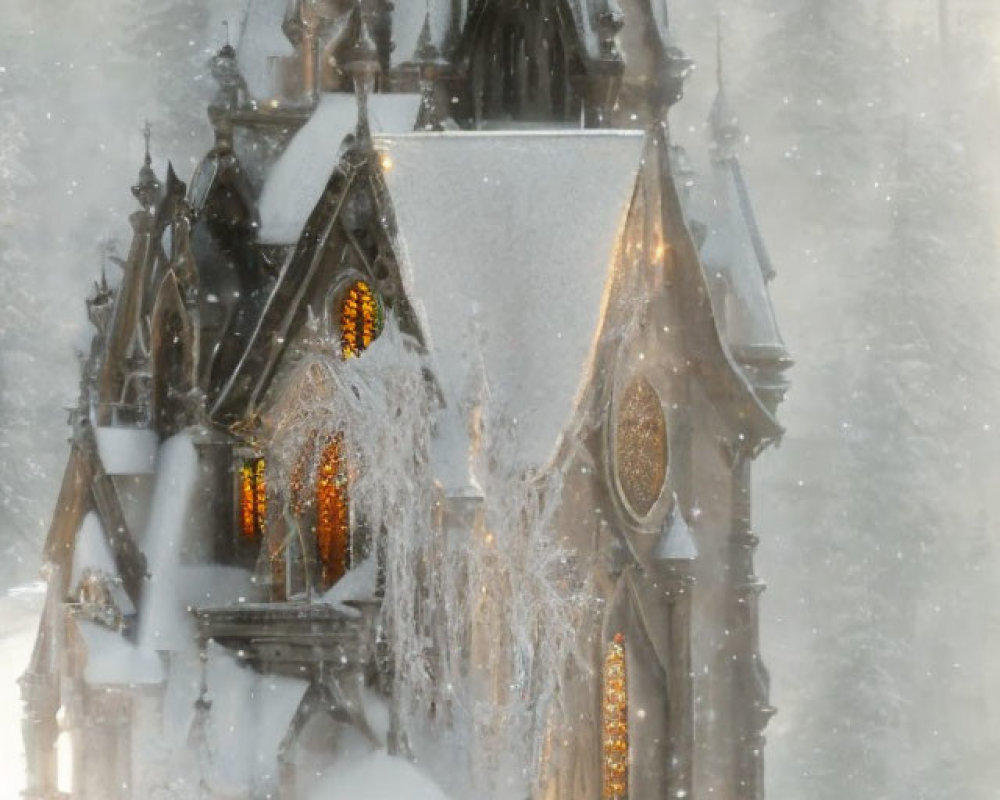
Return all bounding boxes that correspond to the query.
[131,122,163,211]
[341,5,382,144]
[414,6,439,65]
[708,14,741,159]
[716,11,724,91]
[211,38,246,110]
[341,4,382,77]
[410,3,447,131]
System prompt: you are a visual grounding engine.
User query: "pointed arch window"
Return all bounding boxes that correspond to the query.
[315,434,351,589]
[339,280,384,359]
[239,457,267,539]
[602,632,629,799]
[471,0,576,123]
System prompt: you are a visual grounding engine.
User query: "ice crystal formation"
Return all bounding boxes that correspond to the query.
[20,2,789,799]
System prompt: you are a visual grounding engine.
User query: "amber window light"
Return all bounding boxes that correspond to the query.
[316,434,350,589]
[340,279,384,359]
[239,457,266,539]
[603,632,629,799]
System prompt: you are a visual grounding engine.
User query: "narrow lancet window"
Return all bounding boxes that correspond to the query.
[316,434,350,588]
[240,457,267,538]
[603,632,629,799]
[340,280,384,359]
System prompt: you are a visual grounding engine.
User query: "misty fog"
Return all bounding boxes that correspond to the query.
[2,0,1000,797]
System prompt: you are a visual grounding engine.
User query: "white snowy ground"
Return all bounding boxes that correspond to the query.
[0,583,45,799]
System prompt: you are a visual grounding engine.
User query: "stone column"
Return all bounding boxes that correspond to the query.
[662,563,694,800]
[20,671,61,800]
[728,452,774,800]
[77,687,132,800]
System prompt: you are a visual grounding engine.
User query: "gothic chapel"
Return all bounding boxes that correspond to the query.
[21,2,790,799]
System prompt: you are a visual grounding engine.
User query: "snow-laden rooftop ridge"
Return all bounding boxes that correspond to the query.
[257,92,422,244]
[376,129,645,475]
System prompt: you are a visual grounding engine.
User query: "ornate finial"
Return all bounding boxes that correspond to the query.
[132,123,162,210]
[340,5,382,144]
[340,5,381,77]
[414,5,439,65]
[716,12,724,91]
[210,37,246,119]
[595,0,625,59]
[708,14,740,159]
[142,120,152,165]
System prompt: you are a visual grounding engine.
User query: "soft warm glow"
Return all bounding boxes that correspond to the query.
[602,632,628,799]
[316,435,350,589]
[380,154,394,172]
[239,457,266,538]
[56,728,73,795]
[340,280,384,359]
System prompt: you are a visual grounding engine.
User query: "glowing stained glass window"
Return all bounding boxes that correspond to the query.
[239,457,266,538]
[602,632,628,799]
[340,280,384,359]
[316,435,350,589]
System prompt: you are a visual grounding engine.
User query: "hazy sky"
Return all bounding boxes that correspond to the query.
[2,1,1000,798]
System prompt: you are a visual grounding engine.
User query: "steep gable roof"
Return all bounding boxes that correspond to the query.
[375,130,645,481]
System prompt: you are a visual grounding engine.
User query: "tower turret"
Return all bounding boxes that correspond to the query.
[131,123,162,211]
[339,5,382,143]
[86,268,115,336]
[210,42,249,113]
[283,0,323,103]
[701,25,791,413]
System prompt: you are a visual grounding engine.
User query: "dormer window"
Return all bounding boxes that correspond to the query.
[338,280,384,359]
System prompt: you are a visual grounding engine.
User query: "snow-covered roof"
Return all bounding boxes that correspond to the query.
[309,751,451,800]
[392,0,454,67]
[76,620,165,685]
[375,130,645,478]
[654,504,697,561]
[70,512,117,588]
[257,93,422,244]
[95,426,158,475]
[139,433,199,651]
[202,642,308,795]
[700,154,786,359]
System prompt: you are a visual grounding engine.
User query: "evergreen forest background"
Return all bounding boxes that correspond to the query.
[1,1,999,796]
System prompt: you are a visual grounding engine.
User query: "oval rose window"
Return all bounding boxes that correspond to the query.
[614,378,668,518]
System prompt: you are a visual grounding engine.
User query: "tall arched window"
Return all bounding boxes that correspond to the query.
[315,434,350,589]
[239,457,267,539]
[470,0,577,123]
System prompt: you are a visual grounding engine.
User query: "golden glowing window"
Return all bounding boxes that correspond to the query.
[239,457,267,539]
[602,632,628,799]
[316,434,350,589]
[614,377,668,518]
[339,280,384,359]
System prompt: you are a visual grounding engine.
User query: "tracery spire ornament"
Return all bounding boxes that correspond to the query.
[131,121,162,210]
